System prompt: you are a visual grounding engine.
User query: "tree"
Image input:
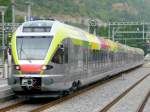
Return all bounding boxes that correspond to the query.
[0,0,12,22]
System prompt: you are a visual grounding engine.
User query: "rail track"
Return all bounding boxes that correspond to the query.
[0,67,149,112]
[30,68,148,112]
[99,73,150,112]
[0,100,28,112]
[137,90,150,112]
[30,76,121,112]
[0,72,123,112]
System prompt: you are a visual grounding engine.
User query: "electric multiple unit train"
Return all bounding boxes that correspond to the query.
[8,20,144,97]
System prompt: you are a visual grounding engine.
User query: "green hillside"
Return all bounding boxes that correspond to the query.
[1,0,150,22]
[0,0,149,53]
[0,0,11,22]
[14,0,150,22]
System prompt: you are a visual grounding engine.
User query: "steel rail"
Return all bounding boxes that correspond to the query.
[137,90,150,112]
[30,73,123,112]
[0,100,28,112]
[0,67,142,112]
[99,73,150,112]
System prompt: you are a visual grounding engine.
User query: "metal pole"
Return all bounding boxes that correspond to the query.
[26,0,31,21]
[0,6,7,78]
[28,4,31,21]
[12,0,15,32]
[143,23,145,40]
[112,27,115,41]
[1,11,6,78]
[2,11,5,64]
[108,22,110,39]
[88,23,90,33]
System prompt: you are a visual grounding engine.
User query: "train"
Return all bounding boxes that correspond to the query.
[8,20,144,98]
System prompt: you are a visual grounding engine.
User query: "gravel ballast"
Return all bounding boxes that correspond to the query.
[42,67,150,112]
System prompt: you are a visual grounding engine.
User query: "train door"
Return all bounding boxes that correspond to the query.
[67,39,84,81]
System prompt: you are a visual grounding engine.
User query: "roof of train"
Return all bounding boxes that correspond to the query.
[59,21,144,55]
[17,20,144,55]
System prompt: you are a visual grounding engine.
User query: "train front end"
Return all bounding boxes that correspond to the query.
[8,20,66,97]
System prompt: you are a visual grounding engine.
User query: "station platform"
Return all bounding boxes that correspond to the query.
[0,78,14,102]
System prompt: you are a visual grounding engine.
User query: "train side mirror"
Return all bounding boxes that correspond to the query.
[58,44,64,55]
[51,44,64,64]
[8,48,11,55]
[59,44,64,49]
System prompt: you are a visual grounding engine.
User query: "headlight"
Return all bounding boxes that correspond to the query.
[15,65,20,70]
[42,65,47,70]
[41,65,53,70]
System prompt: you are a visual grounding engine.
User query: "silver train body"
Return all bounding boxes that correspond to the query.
[8,20,144,97]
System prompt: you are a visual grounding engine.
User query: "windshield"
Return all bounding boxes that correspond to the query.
[16,36,52,60]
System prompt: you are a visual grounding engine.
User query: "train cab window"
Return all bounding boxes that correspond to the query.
[51,43,68,64]
[17,36,52,60]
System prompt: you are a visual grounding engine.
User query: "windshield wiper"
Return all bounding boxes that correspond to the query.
[19,40,23,59]
[19,40,32,63]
